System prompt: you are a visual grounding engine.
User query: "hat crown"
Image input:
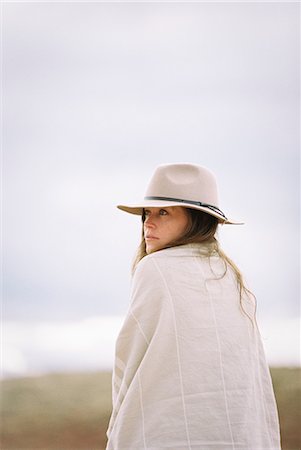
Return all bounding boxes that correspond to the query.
[145,163,219,206]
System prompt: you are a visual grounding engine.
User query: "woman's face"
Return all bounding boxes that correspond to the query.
[143,206,190,254]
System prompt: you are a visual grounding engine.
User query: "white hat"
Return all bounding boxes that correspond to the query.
[117,163,243,225]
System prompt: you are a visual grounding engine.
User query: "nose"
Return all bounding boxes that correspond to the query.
[144,214,155,228]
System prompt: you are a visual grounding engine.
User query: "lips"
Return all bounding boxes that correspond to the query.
[145,235,159,240]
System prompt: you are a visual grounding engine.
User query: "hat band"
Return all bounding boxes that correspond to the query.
[144,196,227,220]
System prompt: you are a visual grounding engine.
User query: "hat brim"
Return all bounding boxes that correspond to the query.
[117,200,244,225]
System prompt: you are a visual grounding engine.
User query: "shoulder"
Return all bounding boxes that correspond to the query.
[130,254,169,308]
[134,247,180,277]
[133,246,193,290]
[133,253,162,284]
[133,243,221,284]
[132,249,179,294]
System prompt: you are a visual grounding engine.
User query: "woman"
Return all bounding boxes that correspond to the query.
[106,163,281,450]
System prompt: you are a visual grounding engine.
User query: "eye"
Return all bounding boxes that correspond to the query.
[159,209,168,216]
[144,210,150,216]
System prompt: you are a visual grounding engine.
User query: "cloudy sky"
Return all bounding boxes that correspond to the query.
[2,1,299,375]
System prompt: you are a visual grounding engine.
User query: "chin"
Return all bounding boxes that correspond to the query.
[146,243,163,254]
[146,246,154,254]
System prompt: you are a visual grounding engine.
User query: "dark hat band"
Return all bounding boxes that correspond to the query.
[144,196,227,220]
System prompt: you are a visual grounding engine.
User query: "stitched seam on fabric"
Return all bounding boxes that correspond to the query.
[152,257,192,450]
[130,310,150,345]
[113,376,128,398]
[254,332,274,446]
[246,324,260,427]
[115,356,126,372]
[195,257,236,450]
[138,370,147,450]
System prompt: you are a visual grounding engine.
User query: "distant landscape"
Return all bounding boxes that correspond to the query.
[1,368,300,450]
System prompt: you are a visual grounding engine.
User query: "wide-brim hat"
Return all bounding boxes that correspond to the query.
[117,163,244,225]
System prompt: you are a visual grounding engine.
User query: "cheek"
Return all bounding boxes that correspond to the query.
[178,215,189,232]
[169,217,189,237]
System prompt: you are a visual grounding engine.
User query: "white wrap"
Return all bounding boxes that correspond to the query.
[106,244,281,450]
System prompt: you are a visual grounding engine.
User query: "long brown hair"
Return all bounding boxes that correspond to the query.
[132,207,256,324]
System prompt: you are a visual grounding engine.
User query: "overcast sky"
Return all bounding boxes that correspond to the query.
[3,2,299,331]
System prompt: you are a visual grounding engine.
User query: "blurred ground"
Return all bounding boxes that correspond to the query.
[1,368,300,449]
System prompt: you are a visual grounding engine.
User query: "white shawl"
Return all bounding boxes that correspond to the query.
[106,244,281,450]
